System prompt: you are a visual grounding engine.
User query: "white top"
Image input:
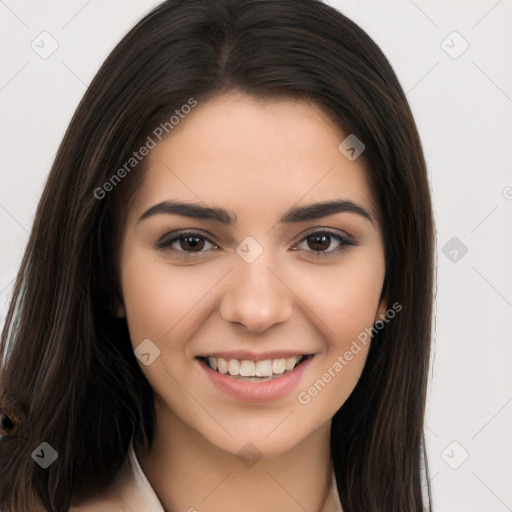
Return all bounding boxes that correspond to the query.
[69,439,344,511]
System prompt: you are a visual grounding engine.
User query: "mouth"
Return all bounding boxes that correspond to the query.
[196,354,312,382]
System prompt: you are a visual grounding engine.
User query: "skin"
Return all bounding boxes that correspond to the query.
[116,92,387,511]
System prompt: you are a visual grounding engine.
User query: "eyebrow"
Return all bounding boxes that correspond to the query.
[137,199,375,225]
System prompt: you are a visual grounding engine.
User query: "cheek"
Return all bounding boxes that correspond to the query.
[291,252,384,414]
[291,251,385,346]
[333,268,384,340]
[119,252,187,345]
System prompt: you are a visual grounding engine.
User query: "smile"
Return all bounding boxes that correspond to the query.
[198,355,310,381]
[197,354,314,402]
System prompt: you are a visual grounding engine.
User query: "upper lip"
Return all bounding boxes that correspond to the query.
[196,350,313,362]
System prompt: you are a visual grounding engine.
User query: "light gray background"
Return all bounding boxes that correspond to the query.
[1,1,511,510]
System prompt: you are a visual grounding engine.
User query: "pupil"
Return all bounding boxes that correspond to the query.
[308,234,330,251]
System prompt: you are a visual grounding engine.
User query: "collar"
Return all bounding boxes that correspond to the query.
[127,440,343,511]
[73,439,343,511]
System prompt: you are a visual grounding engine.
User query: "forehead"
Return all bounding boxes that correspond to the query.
[129,93,375,224]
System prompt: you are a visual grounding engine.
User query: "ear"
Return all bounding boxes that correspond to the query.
[374,296,387,324]
[113,303,126,318]
[111,294,126,319]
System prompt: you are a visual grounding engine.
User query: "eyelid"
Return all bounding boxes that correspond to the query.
[293,226,355,245]
[155,229,218,251]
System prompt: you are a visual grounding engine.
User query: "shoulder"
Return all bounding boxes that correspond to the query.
[68,440,163,512]
[68,483,127,512]
[69,498,125,512]
[68,456,132,512]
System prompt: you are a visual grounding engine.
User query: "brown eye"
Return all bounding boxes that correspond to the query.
[155,231,219,255]
[307,233,331,251]
[293,230,356,258]
[179,236,205,252]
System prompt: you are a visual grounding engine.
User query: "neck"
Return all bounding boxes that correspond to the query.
[137,399,334,512]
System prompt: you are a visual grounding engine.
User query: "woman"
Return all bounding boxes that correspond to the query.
[0,0,435,510]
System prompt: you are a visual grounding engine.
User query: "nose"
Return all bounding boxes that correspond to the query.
[219,256,294,333]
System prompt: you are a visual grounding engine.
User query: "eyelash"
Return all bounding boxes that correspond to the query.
[155,229,356,259]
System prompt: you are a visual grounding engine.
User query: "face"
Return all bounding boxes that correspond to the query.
[117,92,386,457]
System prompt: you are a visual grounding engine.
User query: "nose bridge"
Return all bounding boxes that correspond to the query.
[219,249,294,332]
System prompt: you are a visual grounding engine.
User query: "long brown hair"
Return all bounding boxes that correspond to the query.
[0,1,435,510]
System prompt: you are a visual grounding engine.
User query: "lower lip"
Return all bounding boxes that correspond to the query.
[199,356,313,403]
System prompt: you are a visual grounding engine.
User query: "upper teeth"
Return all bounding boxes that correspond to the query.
[207,356,303,377]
